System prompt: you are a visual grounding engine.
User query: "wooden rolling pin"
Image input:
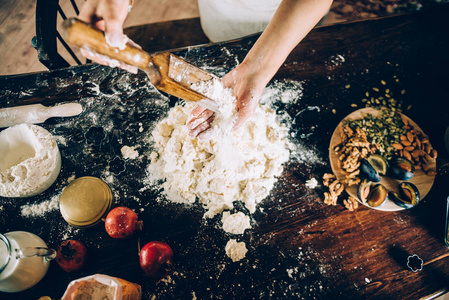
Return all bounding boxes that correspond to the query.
[0,103,83,128]
[61,18,219,112]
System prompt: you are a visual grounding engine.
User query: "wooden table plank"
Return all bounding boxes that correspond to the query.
[1,5,449,300]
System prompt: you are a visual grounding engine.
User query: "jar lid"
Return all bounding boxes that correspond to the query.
[59,177,113,228]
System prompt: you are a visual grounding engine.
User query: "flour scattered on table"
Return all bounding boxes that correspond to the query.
[222,211,251,234]
[225,239,248,262]
[261,79,304,106]
[286,267,298,278]
[305,178,318,189]
[53,135,67,146]
[61,224,80,240]
[121,145,139,159]
[21,195,59,217]
[326,54,346,67]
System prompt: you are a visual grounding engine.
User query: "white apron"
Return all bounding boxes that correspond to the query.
[198,0,282,42]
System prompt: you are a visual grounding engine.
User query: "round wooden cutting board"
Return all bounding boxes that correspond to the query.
[329,108,437,211]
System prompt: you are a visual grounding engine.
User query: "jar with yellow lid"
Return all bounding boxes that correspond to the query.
[59,177,113,228]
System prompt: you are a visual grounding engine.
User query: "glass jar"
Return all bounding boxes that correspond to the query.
[0,231,56,293]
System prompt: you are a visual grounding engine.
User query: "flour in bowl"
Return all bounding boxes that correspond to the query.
[147,80,291,218]
[0,124,61,198]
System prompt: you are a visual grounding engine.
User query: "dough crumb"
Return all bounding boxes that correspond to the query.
[222,211,251,234]
[305,178,318,189]
[225,239,248,262]
[121,145,139,159]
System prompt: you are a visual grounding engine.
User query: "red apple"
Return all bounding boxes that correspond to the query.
[105,207,143,239]
[140,241,173,279]
[55,240,87,272]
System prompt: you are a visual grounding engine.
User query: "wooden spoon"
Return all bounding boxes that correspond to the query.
[61,18,219,112]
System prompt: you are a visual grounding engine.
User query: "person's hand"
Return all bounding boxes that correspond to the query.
[187,106,215,139]
[222,61,265,130]
[188,61,266,139]
[188,0,334,139]
[78,0,138,73]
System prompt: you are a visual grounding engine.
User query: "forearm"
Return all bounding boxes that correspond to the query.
[242,0,333,85]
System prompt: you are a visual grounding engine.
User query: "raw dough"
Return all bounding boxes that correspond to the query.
[222,211,251,234]
[148,100,290,218]
[305,178,318,189]
[225,239,248,262]
[121,145,139,159]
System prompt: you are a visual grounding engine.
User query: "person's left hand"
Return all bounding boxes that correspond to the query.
[78,0,138,73]
[188,61,266,139]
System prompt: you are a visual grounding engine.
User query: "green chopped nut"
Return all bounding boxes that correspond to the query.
[344,109,406,158]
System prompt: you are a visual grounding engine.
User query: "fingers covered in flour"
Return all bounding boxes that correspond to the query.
[78,0,139,73]
[234,93,259,130]
[188,106,215,138]
[190,105,208,118]
[222,62,264,130]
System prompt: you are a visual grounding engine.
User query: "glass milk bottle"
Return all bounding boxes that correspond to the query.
[0,231,56,293]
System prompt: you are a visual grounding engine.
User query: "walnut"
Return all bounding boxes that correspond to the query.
[343,196,359,211]
[326,122,380,211]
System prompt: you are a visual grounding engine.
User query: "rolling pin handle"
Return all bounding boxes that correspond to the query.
[61,18,154,72]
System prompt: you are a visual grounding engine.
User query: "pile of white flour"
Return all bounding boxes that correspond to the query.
[147,81,291,218]
[0,124,61,197]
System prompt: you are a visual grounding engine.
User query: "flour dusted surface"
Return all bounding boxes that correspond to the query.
[147,101,290,218]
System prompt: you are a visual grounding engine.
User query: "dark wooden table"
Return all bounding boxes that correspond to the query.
[1,5,449,300]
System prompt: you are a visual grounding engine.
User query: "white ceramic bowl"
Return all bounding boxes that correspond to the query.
[0,124,61,197]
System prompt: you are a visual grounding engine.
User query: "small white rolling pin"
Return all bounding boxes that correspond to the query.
[0,103,83,128]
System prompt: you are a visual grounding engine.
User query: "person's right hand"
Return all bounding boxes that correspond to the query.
[187,61,265,140]
[78,0,138,73]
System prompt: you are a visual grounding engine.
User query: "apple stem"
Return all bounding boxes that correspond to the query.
[137,220,144,231]
[137,237,141,256]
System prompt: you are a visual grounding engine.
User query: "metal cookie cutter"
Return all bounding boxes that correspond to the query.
[407,254,423,272]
